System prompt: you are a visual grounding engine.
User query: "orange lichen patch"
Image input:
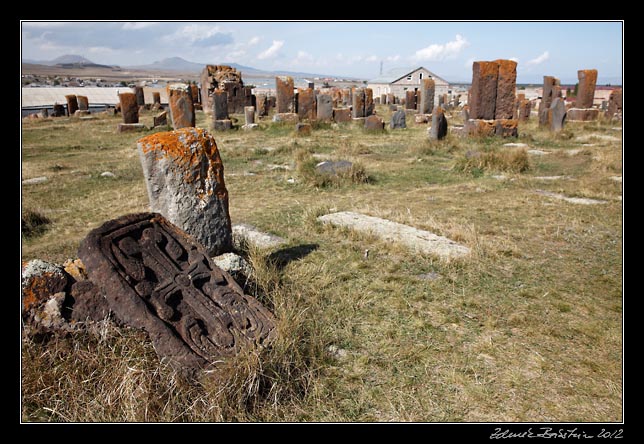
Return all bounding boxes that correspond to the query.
[494,59,518,73]
[139,128,228,201]
[22,272,68,312]
[465,119,496,137]
[63,258,87,282]
[475,61,500,78]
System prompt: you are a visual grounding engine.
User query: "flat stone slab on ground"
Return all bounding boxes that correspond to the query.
[78,212,276,374]
[532,176,569,180]
[315,160,352,175]
[22,176,48,185]
[232,223,287,250]
[610,176,622,183]
[118,123,146,133]
[535,190,607,205]
[317,211,470,260]
[527,149,550,156]
[503,143,529,148]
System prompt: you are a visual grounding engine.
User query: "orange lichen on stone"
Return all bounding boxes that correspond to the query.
[63,258,87,282]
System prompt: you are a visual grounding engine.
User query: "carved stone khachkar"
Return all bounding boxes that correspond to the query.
[65,94,79,116]
[276,76,295,113]
[297,87,316,120]
[137,127,233,256]
[200,65,253,115]
[78,212,276,373]
[167,83,195,129]
[119,92,139,124]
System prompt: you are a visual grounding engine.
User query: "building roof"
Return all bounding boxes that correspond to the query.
[21,87,169,108]
[368,66,449,85]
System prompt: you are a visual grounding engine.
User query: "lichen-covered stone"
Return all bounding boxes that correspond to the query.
[297,87,316,120]
[364,88,374,116]
[352,88,366,118]
[576,69,598,108]
[119,92,139,124]
[494,59,517,119]
[276,76,295,113]
[494,119,519,137]
[167,83,195,129]
[364,115,385,131]
[333,108,351,123]
[405,90,416,110]
[65,95,79,116]
[470,61,499,119]
[76,95,89,111]
[419,78,435,114]
[137,128,232,256]
[22,260,69,314]
[566,108,600,121]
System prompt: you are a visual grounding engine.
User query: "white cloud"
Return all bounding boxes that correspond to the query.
[295,50,314,62]
[257,40,284,60]
[413,34,469,61]
[121,22,157,30]
[248,36,261,45]
[162,24,232,46]
[526,51,550,66]
[88,46,115,54]
[226,50,246,60]
[365,55,378,62]
[386,55,400,62]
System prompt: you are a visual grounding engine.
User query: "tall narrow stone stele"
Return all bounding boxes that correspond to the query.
[494,59,517,119]
[134,86,145,107]
[167,83,195,129]
[352,87,366,118]
[276,76,295,113]
[137,127,233,256]
[418,78,435,114]
[364,88,374,116]
[469,61,499,119]
[405,90,416,110]
[316,94,333,121]
[549,97,567,132]
[119,92,139,123]
[576,69,598,109]
[538,76,560,126]
[429,105,448,140]
[297,87,316,120]
[76,95,89,111]
[65,95,79,116]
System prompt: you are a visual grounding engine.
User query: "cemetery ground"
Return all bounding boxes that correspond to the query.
[21,106,622,422]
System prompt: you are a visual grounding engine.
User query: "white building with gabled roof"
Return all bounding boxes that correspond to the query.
[367,66,450,100]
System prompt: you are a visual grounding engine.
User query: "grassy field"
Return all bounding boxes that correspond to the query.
[21,105,622,422]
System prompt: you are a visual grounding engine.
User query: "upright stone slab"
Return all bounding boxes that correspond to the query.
[364,88,374,116]
[65,95,79,116]
[419,78,435,114]
[119,92,139,124]
[256,94,268,117]
[137,127,232,256]
[429,106,448,140]
[518,99,531,121]
[494,59,517,119]
[461,105,470,122]
[341,89,351,106]
[153,111,168,127]
[297,87,315,120]
[52,104,66,117]
[153,92,161,106]
[390,109,406,129]
[333,108,351,123]
[244,106,255,124]
[134,86,145,107]
[76,95,89,111]
[77,212,276,374]
[470,61,499,119]
[606,88,622,118]
[405,90,416,110]
[316,94,333,121]
[190,84,200,104]
[576,69,598,109]
[167,83,195,129]
[213,90,229,120]
[276,76,295,113]
[352,88,366,118]
[387,93,395,105]
[539,76,560,126]
[381,94,387,105]
[494,119,518,137]
[549,97,566,132]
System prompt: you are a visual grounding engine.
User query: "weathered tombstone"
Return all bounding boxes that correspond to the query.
[549,97,566,132]
[65,95,79,116]
[295,122,312,135]
[566,108,600,121]
[167,83,195,129]
[380,94,387,105]
[364,88,374,116]
[276,76,295,113]
[464,119,496,137]
[316,94,333,121]
[213,119,233,131]
[52,103,65,117]
[244,106,255,125]
[364,115,385,131]
[469,61,499,119]
[352,88,366,118]
[76,95,89,111]
[429,106,448,140]
[387,93,395,105]
[272,113,298,124]
[297,87,316,120]
[190,84,200,104]
[153,92,161,105]
[256,94,268,117]
[137,127,233,256]
[494,119,518,137]
[576,69,598,109]
[119,92,139,124]
[419,78,435,115]
[134,86,145,107]
[405,90,417,110]
[606,88,622,119]
[518,99,532,121]
[461,105,470,122]
[213,90,229,120]
[153,111,168,127]
[390,109,406,129]
[333,108,351,123]
[494,59,517,119]
[78,212,276,374]
[538,76,560,126]
[341,89,351,106]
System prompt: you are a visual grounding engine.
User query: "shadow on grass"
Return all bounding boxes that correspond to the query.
[267,243,319,271]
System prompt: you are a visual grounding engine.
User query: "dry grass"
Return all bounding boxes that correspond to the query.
[453,147,530,175]
[21,106,622,422]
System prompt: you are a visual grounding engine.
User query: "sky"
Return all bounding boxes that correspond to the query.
[21,21,623,84]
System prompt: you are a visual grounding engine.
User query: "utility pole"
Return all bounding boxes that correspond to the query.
[380,61,383,76]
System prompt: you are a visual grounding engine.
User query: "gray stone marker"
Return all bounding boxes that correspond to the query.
[316,94,333,121]
[318,211,470,261]
[549,97,567,132]
[137,127,233,256]
[390,109,406,129]
[429,105,448,140]
[244,106,255,124]
[232,223,286,250]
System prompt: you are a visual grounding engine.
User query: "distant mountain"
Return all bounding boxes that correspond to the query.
[50,54,95,65]
[127,57,204,72]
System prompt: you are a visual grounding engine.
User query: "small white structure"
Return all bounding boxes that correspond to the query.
[367,66,450,100]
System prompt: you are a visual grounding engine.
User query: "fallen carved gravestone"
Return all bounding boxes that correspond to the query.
[78,212,276,373]
[137,127,233,256]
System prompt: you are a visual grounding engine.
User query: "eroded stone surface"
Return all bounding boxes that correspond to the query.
[494,59,518,119]
[297,87,316,120]
[153,111,168,127]
[364,115,385,131]
[317,211,470,260]
[429,106,448,140]
[167,83,195,129]
[470,61,499,119]
[333,108,351,123]
[119,93,139,124]
[137,127,232,256]
[316,94,333,121]
[390,109,406,129]
[576,69,598,109]
[419,78,435,114]
[276,76,295,113]
[76,95,89,111]
[232,223,286,250]
[65,95,79,116]
[78,213,276,373]
[535,190,607,205]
